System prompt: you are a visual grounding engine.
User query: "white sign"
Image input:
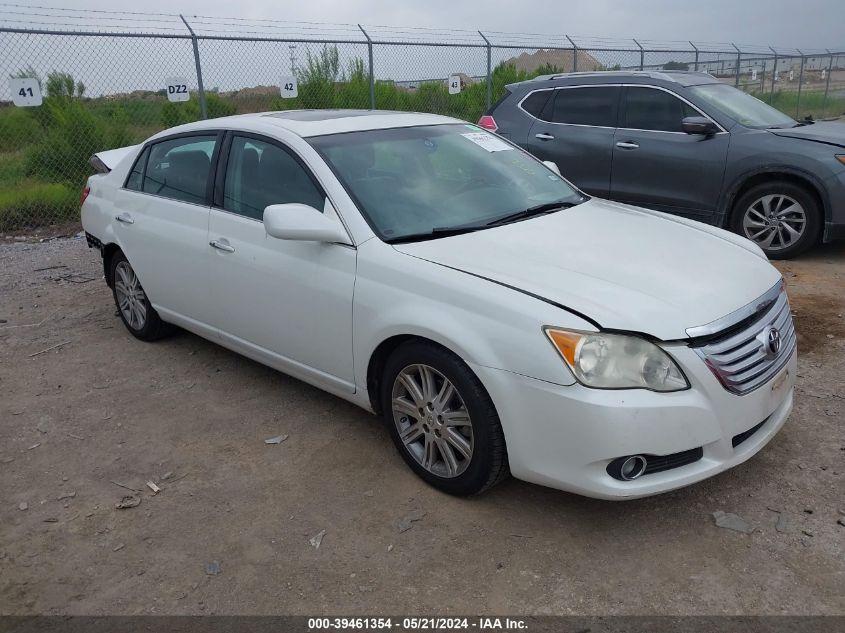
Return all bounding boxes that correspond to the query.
[821,69,827,80]
[789,69,795,81]
[461,132,513,152]
[448,74,461,95]
[165,77,190,102]
[751,68,758,81]
[280,76,298,99]
[774,71,780,82]
[10,77,42,107]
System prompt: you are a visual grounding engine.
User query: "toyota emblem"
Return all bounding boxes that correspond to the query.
[766,327,782,356]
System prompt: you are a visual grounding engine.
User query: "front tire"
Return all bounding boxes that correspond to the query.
[110,251,171,341]
[731,181,821,259]
[381,341,509,495]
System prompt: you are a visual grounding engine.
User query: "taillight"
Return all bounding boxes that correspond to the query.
[477,115,498,132]
[80,186,90,206]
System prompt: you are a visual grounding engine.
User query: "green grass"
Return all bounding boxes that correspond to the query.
[0,179,78,231]
[753,89,845,120]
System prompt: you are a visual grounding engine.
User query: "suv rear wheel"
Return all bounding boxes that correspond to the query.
[731,181,821,259]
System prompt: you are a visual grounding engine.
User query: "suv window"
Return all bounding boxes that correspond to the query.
[546,86,619,127]
[125,147,149,191]
[623,87,699,132]
[521,90,552,118]
[223,136,325,220]
[143,135,216,204]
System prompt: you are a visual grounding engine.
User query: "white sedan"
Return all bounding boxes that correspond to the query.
[81,110,796,499]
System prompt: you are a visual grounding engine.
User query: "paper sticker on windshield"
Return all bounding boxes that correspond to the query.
[461,132,513,152]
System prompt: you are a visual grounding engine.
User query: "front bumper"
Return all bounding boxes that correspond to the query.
[470,346,796,499]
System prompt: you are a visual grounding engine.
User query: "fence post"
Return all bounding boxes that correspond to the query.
[358,24,375,110]
[633,39,644,70]
[689,41,699,71]
[180,14,207,119]
[731,43,741,88]
[769,47,778,104]
[822,50,834,118]
[478,31,492,110]
[796,49,805,119]
[565,35,578,72]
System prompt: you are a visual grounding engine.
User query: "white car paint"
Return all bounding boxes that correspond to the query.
[82,110,795,499]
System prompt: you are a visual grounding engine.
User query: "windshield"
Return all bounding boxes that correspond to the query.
[690,83,796,129]
[308,124,584,242]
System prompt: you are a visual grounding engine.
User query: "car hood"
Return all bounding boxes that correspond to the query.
[392,199,781,340]
[768,121,845,148]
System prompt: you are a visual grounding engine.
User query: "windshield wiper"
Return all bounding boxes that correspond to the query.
[485,199,584,227]
[385,224,490,244]
[385,198,585,244]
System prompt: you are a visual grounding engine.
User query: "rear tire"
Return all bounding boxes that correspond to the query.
[380,340,509,495]
[730,181,821,259]
[110,251,172,341]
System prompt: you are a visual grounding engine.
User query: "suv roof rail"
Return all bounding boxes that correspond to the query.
[532,70,716,83]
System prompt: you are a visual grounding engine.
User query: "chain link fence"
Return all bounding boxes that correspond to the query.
[1,7,844,232]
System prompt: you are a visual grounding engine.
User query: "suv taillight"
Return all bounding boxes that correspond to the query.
[80,186,90,206]
[477,115,498,132]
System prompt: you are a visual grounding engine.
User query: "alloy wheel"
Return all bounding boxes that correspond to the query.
[391,364,474,478]
[114,260,147,330]
[742,194,806,252]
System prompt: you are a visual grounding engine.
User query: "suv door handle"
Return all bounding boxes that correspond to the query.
[616,141,640,150]
[209,239,235,253]
[115,213,134,225]
[535,132,555,141]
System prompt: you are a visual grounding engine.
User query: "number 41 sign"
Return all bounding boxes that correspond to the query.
[10,78,42,107]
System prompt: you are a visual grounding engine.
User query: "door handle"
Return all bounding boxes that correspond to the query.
[535,132,555,141]
[616,141,640,150]
[209,239,235,253]
[115,213,134,225]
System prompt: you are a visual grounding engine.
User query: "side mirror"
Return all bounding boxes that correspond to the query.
[543,160,561,176]
[263,203,350,244]
[682,116,719,136]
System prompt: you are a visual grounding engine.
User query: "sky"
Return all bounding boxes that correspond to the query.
[46,0,845,50]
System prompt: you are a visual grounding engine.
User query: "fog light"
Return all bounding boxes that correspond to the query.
[620,455,647,480]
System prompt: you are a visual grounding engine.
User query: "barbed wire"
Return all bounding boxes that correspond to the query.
[0,2,839,53]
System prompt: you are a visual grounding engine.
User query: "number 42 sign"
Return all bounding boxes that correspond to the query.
[280,76,298,99]
[10,78,42,107]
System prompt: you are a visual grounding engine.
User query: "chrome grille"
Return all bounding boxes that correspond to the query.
[693,288,796,395]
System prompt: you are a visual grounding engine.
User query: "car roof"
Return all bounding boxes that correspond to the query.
[509,70,721,90]
[150,109,460,140]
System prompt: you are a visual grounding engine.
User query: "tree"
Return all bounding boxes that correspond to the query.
[664,61,690,71]
[45,71,86,99]
[11,66,41,83]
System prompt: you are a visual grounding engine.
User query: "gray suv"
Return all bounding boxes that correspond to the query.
[481,71,845,258]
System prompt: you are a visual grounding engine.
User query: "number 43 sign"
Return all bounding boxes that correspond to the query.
[10,78,42,107]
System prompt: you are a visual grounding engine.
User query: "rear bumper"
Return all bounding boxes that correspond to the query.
[470,346,796,500]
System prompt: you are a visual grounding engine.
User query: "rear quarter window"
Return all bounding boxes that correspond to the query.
[520,90,553,118]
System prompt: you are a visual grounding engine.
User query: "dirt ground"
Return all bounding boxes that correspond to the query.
[1,235,843,616]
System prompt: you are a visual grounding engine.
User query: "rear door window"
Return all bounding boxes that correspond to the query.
[546,86,620,127]
[142,135,217,204]
[622,87,699,132]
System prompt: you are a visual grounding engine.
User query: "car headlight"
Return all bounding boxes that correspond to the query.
[544,328,689,392]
